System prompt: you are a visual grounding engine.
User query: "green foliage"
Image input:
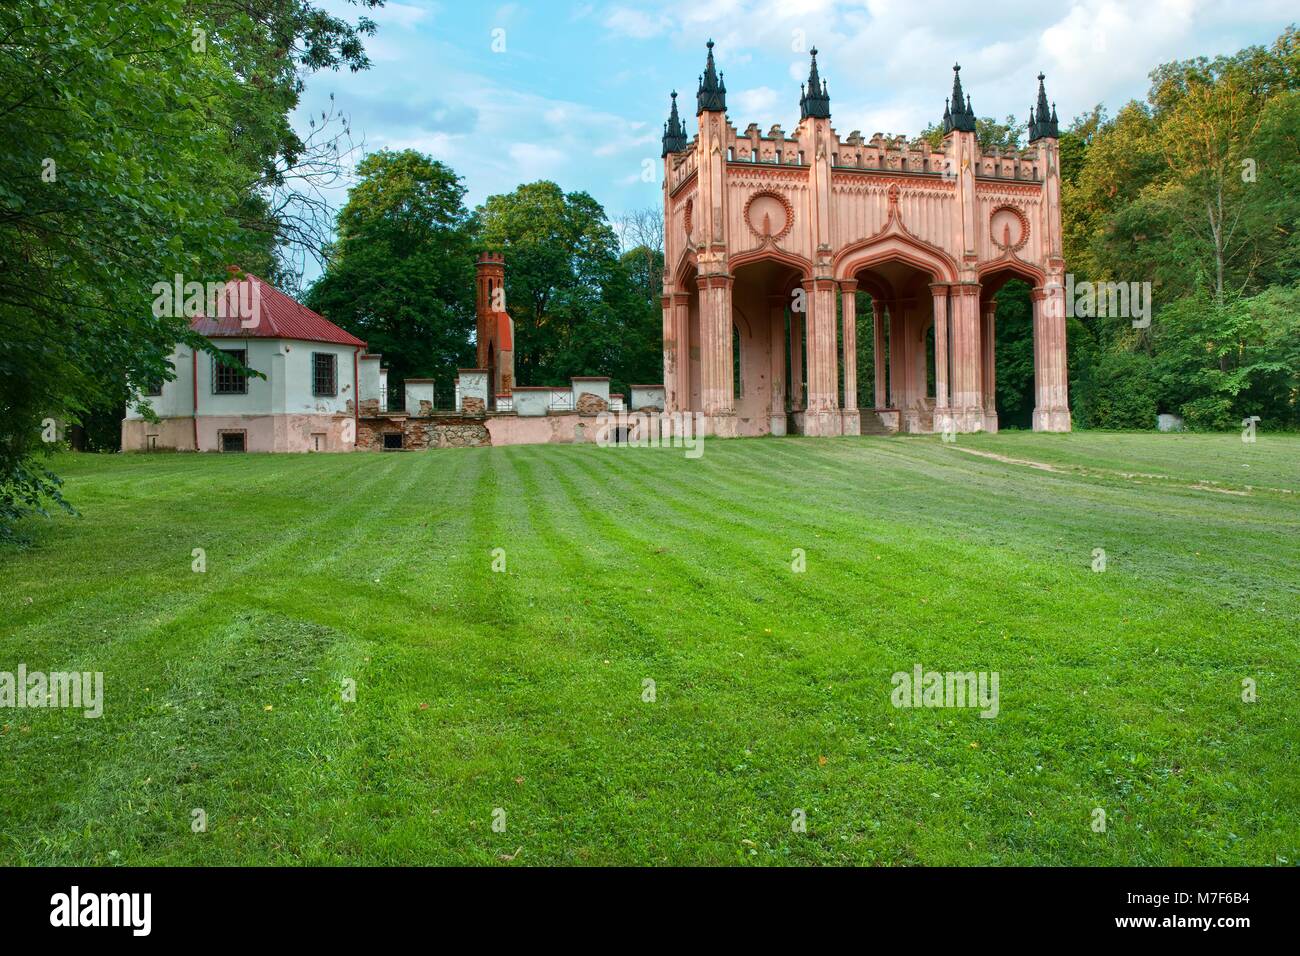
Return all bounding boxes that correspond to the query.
[920,114,1025,152]
[473,181,659,395]
[1062,26,1300,432]
[992,282,1036,429]
[305,150,476,402]
[0,0,381,536]
[1073,351,1160,429]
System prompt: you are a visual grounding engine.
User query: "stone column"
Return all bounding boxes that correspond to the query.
[872,301,886,408]
[768,293,787,436]
[930,283,950,412]
[840,281,858,410]
[802,277,841,436]
[839,282,860,435]
[887,302,904,410]
[789,301,804,412]
[981,300,998,429]
[697,273,735,431]
[673,293,691,412]
[949,282,984,432]
[1032,283,1071,431]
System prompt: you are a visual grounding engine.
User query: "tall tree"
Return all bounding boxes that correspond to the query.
[473,181,645,392]
[0,0,380,538]
[305,149,476,403]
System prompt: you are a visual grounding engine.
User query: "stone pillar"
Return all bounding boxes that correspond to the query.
[789,303,804,412]
[697,273,736,432]
[840,281,858,410]
[887,302,904,410]
[949,282,984,432]
[802,277,841,436]
[930,283,950,411]
[768,293,787,436]
[981,300,998,431]
[872,300,886,408]
[673,293,691,412]
[839,282,860,435]
[1032,284,1071,431]
[661,294,677,412]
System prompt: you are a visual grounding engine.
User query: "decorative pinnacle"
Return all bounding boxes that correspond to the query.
[662,89,688,156]
[697,39,726,112]
[800,45,831,119]
[943,63,976,133]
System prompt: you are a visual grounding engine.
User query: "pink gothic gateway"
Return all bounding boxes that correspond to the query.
[660,41,1072,437]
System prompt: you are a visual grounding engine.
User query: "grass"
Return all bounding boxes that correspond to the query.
[0,432,1296,866]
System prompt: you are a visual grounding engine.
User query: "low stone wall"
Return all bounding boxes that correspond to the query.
[358,414,490,450]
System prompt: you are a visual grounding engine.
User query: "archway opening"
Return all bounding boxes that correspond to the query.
[981,269,1039,430]
[849,259,940,432]
[731,258,804,435]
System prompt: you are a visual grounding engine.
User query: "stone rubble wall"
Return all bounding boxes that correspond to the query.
[357,415,491,450]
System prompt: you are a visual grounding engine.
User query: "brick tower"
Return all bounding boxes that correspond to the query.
[475,251,514,406]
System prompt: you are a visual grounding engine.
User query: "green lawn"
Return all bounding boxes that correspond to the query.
[1,432,1297,865]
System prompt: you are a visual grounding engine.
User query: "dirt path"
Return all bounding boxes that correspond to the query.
[945,445,1270,496]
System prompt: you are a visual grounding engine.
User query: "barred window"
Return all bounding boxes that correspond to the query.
[213,349,248,395]
[312,352,337,397]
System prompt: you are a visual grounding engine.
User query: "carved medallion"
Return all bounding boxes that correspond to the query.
[742,191,794,242]
[990,204,1030,253]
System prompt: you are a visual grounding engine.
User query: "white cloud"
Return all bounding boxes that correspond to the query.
[732,86,782,120]
[603,6,673,38]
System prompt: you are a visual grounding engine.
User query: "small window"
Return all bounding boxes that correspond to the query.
[312,352,337,397]
[144,379,163,397]
[383,432,403,450]
[220,432,246,452]
[213,349,248,395]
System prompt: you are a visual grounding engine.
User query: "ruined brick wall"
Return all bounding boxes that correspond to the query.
[461,396,486,415]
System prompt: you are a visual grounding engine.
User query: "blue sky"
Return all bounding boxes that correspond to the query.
[293,0,1294,277]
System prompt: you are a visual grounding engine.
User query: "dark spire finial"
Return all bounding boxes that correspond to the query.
[1030,73,1058,141]
[697,39,726,112]
[662,89,688,156]
[943,62,976,133]
[800,45,830,119]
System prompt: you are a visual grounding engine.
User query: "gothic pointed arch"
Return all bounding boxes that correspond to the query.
[833,231,960,284]
[673,247,699,287]
[728,246,814,280]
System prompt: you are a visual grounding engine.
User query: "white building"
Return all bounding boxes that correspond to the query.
[122,273,370,452]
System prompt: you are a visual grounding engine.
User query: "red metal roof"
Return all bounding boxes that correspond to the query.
[189,273,367,348]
